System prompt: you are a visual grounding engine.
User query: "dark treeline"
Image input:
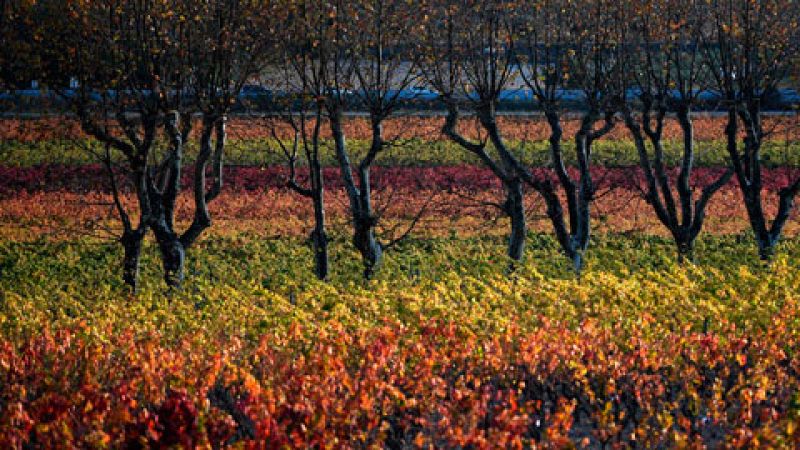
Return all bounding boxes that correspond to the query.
[1,0,799,289]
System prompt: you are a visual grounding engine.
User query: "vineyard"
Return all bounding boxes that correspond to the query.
[1,114,800,448]
[3,0,800,447]
[2,226,800,447]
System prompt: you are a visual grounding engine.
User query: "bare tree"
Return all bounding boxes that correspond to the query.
[149,0,271,287]
[704,0,800,260]
[40,0,268,289]
[270,106,329,280]
[42,0,194,290]
[515,0,622,275]
[421,0,622,275]
[621,0,732,261]
[268,5,330,279]
[420,0,532,266]
[290,0,421,279]
[338,0,422,278]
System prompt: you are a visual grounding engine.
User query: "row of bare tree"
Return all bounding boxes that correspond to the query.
[2,0,799,289]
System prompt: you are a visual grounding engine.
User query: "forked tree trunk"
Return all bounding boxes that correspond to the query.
[623,104,731,265]
[739,102,799,261]
[281,105,329,280]
[355,121,385,279]
[330,108,384,279]
[724,103,799,262]
[537,110,610,278]
[150,111,187,288]
[149,171,186,288]
[82,117,156,293]
[444,104,536,268]
[151,112,225,289]
[474,106,529,266]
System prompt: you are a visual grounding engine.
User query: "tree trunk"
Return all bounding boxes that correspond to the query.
[676,237,694,265]
[726,105,777,262]
[120,229,145,292]
[572,249,584,278]
[757,238,775,262]
[311,191,329,280]
[152,219,186,289]
[573,131,594,278]
[505,179,526,264]
[329,108,385,279]
[354,214,383,279]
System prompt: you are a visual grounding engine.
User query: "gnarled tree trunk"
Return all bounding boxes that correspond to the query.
[504,178,526,263]
[83,116,157,293]
[149,112,225,288]
[120,228,146,292]
[443,103,529,268]
[623,105,732,264]
[330,108,384,279]
[727,103,800,261]
[532,110,612,277]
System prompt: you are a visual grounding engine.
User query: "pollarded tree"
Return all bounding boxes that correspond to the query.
[40,0,269,289]
[287,0,422,279]
[514,0,622,275]
[344,0,423,278]
[37,0,195,290]
[704,0,800,260]
[267,0,331,280]
[147,0,273,287]
[419,0,533,265]
[621,0,732,261]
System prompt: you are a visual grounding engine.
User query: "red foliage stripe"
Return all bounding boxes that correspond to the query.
[2,164,798,197]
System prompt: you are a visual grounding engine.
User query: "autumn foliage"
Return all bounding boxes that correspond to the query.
[2,313,799,448]
[3,0,800,444]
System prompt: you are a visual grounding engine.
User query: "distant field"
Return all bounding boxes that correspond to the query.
[5,115,800,142]
[4,116,800,168]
